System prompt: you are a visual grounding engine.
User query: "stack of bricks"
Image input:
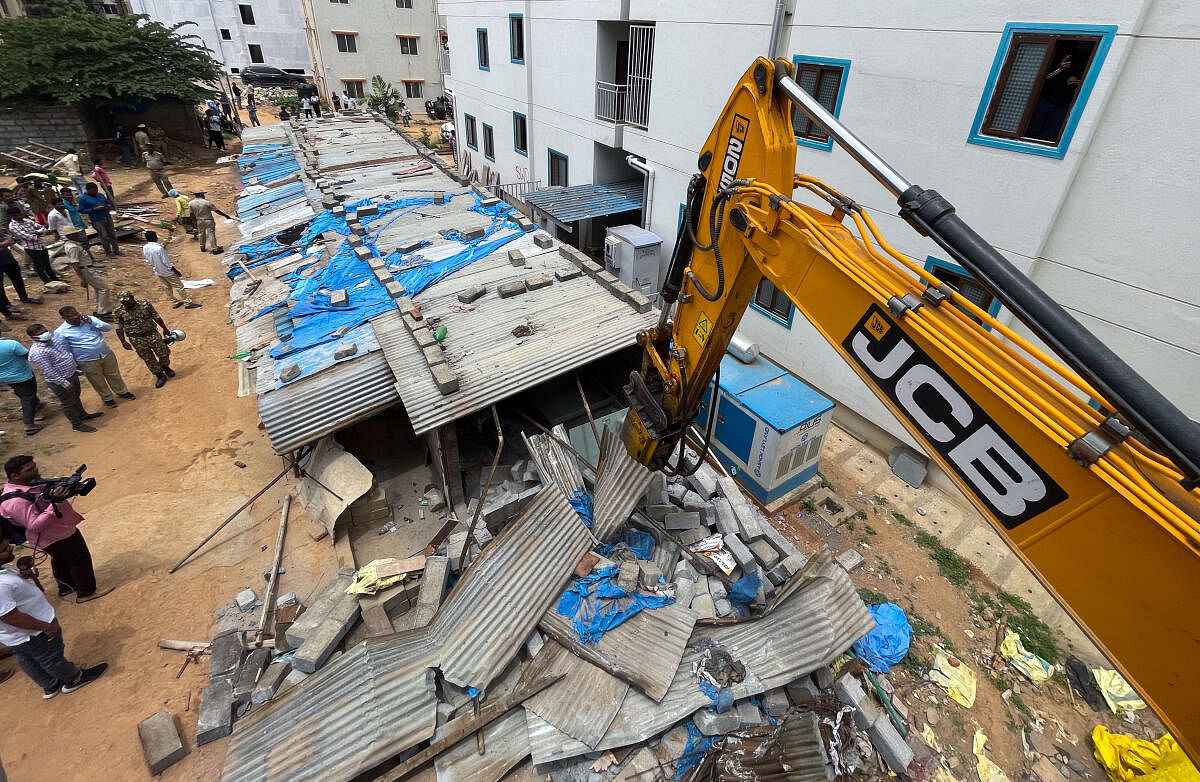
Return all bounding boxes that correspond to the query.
[557,245,653,313]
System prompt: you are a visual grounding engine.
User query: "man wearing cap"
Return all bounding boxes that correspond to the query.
[141,230,198,309]
[114,292,175,388]
[53,230,111,320]
[142,145,173,198]
[133,124,150,161]
[169,189,195,238]
[188,190,233,254]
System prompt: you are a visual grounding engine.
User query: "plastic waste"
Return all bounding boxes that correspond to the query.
[999,631,1052,684]
[1091,668,1147,715]
[928,645,976,708]
[1092,726,1200,782]
[973,730,1011,782]
[852,602,913,673]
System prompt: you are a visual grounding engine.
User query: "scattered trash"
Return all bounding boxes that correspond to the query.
[974,729,1012,782]
[347,556,425,595]
[1091,667,1147,715]
[1092,726,1199,782]
[378,520,397,535]
[917,506,928,516]
[852,602,913,673]
[999,631,1052,684]
[927,645,977,708]
[1066,655,1107,711]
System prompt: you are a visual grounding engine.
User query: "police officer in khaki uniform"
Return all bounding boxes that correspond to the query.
[187,190,234,255]
[113,291,175,388]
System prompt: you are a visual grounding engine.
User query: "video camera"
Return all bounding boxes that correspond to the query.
[32,464,97,500]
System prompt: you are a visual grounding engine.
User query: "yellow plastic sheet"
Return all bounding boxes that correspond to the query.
[927,645,977,708]
[346,559,409,595]
[922,724,943,753]
[1091,668,1147,715]
[999,631,1052,685]
[1091,726,1200,782]
[973,730,1011,782]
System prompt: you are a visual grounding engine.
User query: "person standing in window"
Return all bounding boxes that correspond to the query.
[1027,55,1081,142]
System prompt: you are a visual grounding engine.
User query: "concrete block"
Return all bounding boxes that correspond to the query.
[638,560,663,587]
[692,570,710,594]
[681,490,707,512]
[480,196,501,208]
[708,578,728,603]
[834,673,881,730]
[749,538,782,569]
[617,560,640,593]
[552,267,580,283]
[736,699,766,727]
[347,234,363,247]
[664,511,701,530]
[722,533,756,571]
[353,246,371,260]
[278,363,301,383]
[644,504,674,523]
[138,711,185,775]
[355,203,379,217]
[710,498,740,536]
[667,481,688,504]
[763,688,789,717]
[330,289,349,308]
[507,249,524,266]
[615,747,660,782]
[446,531,468,571]
[813,666,835,690]
[196,679,234,745]
[411,555,449,627]
[208,630,246,682]
[234,588,257,612]
[786,675,821,704]
[277,591,298,607]
[252,660,292,705]
[413,327,438,349]
[690,593,715,619]
[686,463,720,499]
[515,216,535,231]
[868,712,914,773]
[350,222,367,236]
[525,272,553,290]
[693,707,741,736]
[423,345,447,367]
[434,192,446,205]
[332,206,346,218]
[627,290,653,313]
[533,232,552,249]
[497,280,527,298]
[461,226,485,241]
[716,476,765,539]
[835,548,865,572]
[674,577,696,608]
[714,597,734,617]
[292,589,361,673]
[777,553,807,576]
[431,363,459,394]
[676,529,703,546]
[385,280,405,298]
[232,647,272,704]
[458,285,486,303]
[285,571,355,648]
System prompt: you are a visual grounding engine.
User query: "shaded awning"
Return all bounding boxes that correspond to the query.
[524,181,643,223]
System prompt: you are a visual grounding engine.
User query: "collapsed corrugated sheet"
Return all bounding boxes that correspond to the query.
[433,707,531,782]
[684,712,828,782]
[526,551,874,764]
[434,488,592,693]
[592,427,653,541]
[523,640,630,748]
[523,428,587,498]
[221,630,439,782]
[538,601,696,702]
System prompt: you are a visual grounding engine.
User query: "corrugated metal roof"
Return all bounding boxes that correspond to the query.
[524,181,644,223]
[523,640,630,748]
[523,429,586,497]
[434,487,593,692]
[592,427,653,541]
[538,601,696,703]
[694,711,828,782]
[433,707,530,782]
[526,551,874,764]
[376,247,657,436]
[258,350,399,453]
[221,630,440,782]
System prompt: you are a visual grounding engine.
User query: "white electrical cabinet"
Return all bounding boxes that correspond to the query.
[603,224,662,303]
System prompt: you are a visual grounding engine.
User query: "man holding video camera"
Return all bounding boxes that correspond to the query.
[0,456,110,602]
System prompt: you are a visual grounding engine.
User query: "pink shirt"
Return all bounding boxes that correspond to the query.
[91,165,112,187]
[0,481,84,548]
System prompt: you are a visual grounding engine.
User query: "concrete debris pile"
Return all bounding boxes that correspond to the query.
[219,428,908,782]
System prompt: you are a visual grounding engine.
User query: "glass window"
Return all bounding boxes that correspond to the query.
[396,0,412,7]
[220,28,231,40]
[238,4,255,25]
[482,124,495,160]
[982,33,1100,145]
[476,28,489,70]
[549,149,568,187]
[335,33,357,53]
[509,14,524,63]
[247,44,264,63]
[791,60,847,146]
[342,80,364,98]
[398,36,418,55]
[513,113,527,155]
[464,114,478,149]
[404,81,423,98]
[753,278,792,323]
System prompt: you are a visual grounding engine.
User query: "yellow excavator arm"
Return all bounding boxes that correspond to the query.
[621,57,1200,759]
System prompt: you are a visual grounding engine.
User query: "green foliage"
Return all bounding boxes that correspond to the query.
[817,472,835,491]
[801,497,817,514]
[1010,691,1032,718]
[909,612,956,654]
[872,495,888,505]
[366,75,403,120]
[0,1,221,108]
[267,92,300,111]
[892,511,914,527]
[857,587,887,605]
[1001,592,1060,664]
[863,523,877,535]
[913,530,972,586]
[418,127,435,149]
[851,510,868,522]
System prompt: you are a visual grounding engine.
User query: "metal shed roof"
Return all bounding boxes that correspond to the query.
[524,181,644,222]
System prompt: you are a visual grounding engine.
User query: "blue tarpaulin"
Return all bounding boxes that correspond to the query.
[568,487,593,528]
[852,601,912,673]
[676,722,719,779]
[555,565,673,644]
[698,680,734,713]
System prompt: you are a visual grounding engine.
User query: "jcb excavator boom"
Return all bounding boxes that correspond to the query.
[622,57,1200,760]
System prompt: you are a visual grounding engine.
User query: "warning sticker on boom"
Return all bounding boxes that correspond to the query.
[693,313,713,347]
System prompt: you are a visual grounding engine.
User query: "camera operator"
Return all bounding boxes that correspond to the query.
[0,456,111,602]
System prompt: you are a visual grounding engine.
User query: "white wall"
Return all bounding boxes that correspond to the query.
[306,0,444,101]
[440,0,1200,447]
[128,0,310,75]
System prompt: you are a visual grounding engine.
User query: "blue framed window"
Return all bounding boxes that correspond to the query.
[512,112,528,156]
[968,23,1115,159]
[509,14,524,64]
[476,28,490,70]
[751,278,794,327]
[548,148,568,187]
[924,256,1002,327]
[482,123,495,160]
[464,114,478,150]
[791,55,850,152]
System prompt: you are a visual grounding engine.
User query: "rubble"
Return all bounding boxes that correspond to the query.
[138,711,186,775]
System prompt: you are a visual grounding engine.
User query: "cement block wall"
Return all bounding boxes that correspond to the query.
[0,105,89,153]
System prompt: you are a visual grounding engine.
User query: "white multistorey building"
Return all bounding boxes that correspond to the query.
[443,1,1200,455]
[299,0,447,104]
[126,0,310,77]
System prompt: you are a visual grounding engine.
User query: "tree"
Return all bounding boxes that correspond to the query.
[0,0,222,110]
[366,75,403,121]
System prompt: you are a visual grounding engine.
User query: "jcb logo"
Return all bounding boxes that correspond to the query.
[844,305,1066,528]
[719,114,751,190]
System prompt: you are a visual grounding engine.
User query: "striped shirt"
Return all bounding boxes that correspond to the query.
[28,335,79,388]
[6,218,45,251]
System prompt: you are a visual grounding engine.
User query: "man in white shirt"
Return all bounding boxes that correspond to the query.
[0,538,108,698]
[53,149,88,195]
[141,231,198,308]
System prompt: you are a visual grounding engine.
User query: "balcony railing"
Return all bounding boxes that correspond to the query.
[441,50,451,76]
[493,179,542,203]
[595,81,650,129]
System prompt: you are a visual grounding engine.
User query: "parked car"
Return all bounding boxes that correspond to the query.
[241,66,307,87]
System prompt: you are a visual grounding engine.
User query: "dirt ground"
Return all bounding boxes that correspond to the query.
[0,107,336,781]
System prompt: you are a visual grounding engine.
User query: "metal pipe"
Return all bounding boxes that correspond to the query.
[766,0,788,59]
[626,154,654,229]
[467,406,504,556]
[257,494,291,646]
[775,69,911,197]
